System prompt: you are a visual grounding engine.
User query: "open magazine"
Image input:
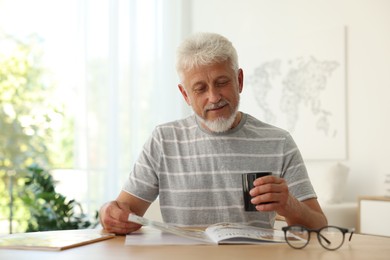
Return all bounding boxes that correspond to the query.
[128,214,288,245]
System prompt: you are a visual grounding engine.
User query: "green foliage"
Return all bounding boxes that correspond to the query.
[0,34,51,169]
[21,164,98,232]
[0,33,75,232]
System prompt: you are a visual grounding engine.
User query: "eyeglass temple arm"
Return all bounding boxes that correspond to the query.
[319,227,355,246]
[347,228,355,241]
[321,227,355,244]
[319,233,332,245]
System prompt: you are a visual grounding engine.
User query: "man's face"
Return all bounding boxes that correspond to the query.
[178,61,243,132]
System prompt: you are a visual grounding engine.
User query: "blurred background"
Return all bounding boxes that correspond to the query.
[1,0,389,234]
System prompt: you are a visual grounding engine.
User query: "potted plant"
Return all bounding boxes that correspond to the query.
[21,164,98,232]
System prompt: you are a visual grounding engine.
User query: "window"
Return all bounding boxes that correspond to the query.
[0,0,190,233]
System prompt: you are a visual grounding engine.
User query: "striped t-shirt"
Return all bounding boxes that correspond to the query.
[123,113,316,228]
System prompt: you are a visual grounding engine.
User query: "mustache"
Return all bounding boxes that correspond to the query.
[204,99,229,111]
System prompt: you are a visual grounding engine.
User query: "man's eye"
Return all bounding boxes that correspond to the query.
[194,86,206,93]
[216,80,229,86]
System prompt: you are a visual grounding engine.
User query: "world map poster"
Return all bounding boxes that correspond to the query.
[240,27,347,160]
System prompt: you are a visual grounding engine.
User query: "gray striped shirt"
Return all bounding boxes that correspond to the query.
[123,113,316,228]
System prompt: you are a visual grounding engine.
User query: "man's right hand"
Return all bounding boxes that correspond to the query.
[99,200,142,235]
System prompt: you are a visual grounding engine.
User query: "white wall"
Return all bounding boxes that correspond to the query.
[189,0,390,202]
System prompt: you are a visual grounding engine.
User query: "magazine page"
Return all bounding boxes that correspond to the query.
[205,223,286,244]
[128,214,212,243]
[125,227,211,246]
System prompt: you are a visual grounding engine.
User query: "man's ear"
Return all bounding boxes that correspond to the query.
[238,68,244,93]
[178,84,191,106]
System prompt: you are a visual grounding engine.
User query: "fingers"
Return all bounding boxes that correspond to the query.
[250,177,287,196]
[250,192,283,207]
[249,176,289,210]
[255,201,278,212]
[253,175,284,186]
[101,201,142,234]
[109,201,132,222]
[103,217,142,235]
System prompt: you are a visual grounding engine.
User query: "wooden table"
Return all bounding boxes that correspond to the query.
[0,229,389,260]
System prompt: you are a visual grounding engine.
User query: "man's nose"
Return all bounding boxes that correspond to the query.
[208,87,221,103]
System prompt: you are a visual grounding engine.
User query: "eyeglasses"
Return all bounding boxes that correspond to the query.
[282,225,355,251]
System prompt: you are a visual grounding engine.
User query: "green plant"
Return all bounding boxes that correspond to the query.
[0,32,74,233]
[21,164,98,232]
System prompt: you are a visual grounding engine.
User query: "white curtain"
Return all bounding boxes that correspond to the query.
[0,0,192,215]
[74,0,191,212]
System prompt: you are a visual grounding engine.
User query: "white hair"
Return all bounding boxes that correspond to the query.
[176,32,239,82]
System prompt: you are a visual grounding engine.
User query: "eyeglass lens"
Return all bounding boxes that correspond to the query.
[284,226,346,250]
[284,226,310,249]
[318,227,345,250]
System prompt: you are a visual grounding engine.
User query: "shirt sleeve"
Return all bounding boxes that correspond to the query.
[281,134,317,201]
[122,128,161,202]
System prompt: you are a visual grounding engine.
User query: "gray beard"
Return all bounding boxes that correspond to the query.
[196,107,239,133]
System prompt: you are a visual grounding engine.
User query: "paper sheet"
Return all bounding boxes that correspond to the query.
[125,227,210,246]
